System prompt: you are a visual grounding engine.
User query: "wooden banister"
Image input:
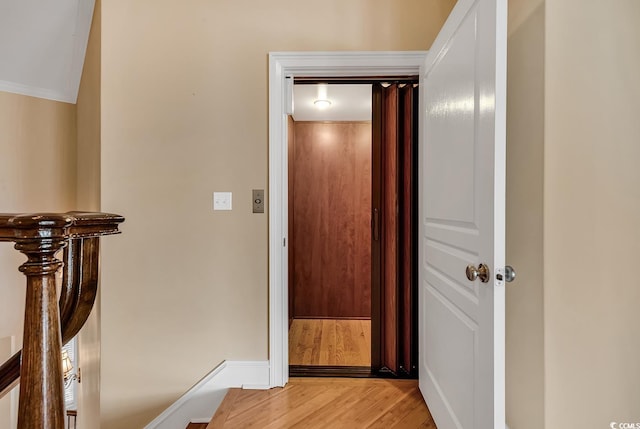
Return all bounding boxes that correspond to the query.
[0,212,124,429]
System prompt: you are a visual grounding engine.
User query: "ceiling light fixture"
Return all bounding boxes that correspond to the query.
[314,99,332,109]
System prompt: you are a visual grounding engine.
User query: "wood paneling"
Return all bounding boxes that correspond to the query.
[208,378,435,429]
[289,319,371,366]
[382,86,399,372]
[371,86,383,371]
[291,121,371,318]
[372,82,418,377]
[400,85,415,374]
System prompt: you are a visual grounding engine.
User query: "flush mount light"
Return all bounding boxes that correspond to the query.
[314,99,332,109]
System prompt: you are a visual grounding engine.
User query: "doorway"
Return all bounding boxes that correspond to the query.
[287,79,419,378]
[270,0,508,417]
[268,51,427,387]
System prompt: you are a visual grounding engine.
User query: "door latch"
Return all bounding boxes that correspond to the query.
[496,265,516,283]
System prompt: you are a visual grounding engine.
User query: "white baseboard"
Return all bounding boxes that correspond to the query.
[144,360,270,429]
[189,418,213,424]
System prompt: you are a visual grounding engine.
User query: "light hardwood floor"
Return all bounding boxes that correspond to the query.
[289,319,371,366]
[207,378,436,428]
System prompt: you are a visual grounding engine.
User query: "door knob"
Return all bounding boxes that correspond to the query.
[466,264,490,283]
[497,265,516,282]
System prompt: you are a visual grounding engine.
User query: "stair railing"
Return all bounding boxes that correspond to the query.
[0,212,124,428]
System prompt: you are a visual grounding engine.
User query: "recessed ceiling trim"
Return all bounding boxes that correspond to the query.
[0,79,71,104]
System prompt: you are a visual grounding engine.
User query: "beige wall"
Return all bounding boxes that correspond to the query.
[76,1,102,428]
[0,90,77,338]
[100,0,456,426]
[505,0,545,428]
[544,0,640,427]
[0,91,77,424]
[77,0,102,214]
[0,336,16,428]
[508,0,640,427]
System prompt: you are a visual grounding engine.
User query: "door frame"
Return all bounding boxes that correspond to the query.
[268,51,427,387]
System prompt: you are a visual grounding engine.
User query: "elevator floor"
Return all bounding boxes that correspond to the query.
[288,318,371,367]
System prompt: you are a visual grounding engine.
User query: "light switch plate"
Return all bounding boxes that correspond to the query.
[253,189,265,213]
[213,192,232,210]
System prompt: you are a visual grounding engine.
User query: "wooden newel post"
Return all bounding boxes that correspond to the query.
[0,212,124,428]
[12,215,72,429]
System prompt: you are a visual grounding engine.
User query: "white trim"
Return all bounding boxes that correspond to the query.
[268,51,427,388]
[143,360,270,429]
[0,80,75,104]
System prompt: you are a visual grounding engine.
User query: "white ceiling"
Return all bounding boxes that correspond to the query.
[292,84,372,122]
[0,0,94,103]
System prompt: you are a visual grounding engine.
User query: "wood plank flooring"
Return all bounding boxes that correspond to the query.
[207,378,436,428]
[289,319,371,366]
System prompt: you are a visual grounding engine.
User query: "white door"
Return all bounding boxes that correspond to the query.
[418,0,506,427]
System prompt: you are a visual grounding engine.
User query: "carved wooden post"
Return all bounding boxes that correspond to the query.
[12,214,72,429]
[0,212,124,427]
